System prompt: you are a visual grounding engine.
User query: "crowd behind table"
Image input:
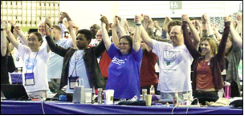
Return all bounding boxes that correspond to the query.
[1,11,243,107]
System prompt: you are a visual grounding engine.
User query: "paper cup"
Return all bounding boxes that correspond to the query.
[142,89,147,101]
[103,89,114,105]
[146,95,152,106]
[85,88,92,103]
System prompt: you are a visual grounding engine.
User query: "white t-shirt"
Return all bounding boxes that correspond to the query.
[40,35,47,50]
[12,47,24,68]
[47,38,72,81]
[18,43,49,93]
[152,40,193,93]
[66,50,90,93]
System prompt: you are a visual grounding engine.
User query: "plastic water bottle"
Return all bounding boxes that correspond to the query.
[97,88,103,104]
[173,92,178,107]
[150,85,155,95]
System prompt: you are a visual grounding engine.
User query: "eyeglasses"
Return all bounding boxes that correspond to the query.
[28,38,37,41]
[118,42,129,46]
[96,35,102,37]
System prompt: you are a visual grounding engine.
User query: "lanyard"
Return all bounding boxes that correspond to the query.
[26,52,39,73]
[70,50,84,77]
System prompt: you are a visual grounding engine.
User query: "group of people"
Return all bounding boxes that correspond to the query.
[1,11,242,104]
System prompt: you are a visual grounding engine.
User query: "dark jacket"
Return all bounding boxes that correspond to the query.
[182,22,230,92]
[45,36,106,90]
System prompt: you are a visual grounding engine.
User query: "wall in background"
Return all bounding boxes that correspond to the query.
[118,1,240,18]
[60,1,118,29]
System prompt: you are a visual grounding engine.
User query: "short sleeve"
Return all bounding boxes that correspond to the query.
[18,43,31,60]
[152,39,169,56]
[107,43,120,59]
[131,47,143,62]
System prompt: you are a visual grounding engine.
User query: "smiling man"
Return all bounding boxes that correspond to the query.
[138,14,193,103]
[45,24,106,93]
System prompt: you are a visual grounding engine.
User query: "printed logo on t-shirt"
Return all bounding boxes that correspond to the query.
[25,59,37,70]
[111,57,127,65]
[162,49,182,68]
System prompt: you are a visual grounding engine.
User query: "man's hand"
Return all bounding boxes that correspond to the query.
[124,20,129,28]
[201,13,210,24]
[100,14,109,32]
[45,17,52,35]
[154,20,159,27]
[143,14,151,23]
[112,16,119,28]
[1,19,7,29]
[60,12,71,22]
[14,25,21,36]
[135,14,144,25]
[181,14,190,24]
[166,17,172,22]
[224,15,232,23]
[100,14,109,24]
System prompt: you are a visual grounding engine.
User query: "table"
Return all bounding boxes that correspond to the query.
[1,100,242,114]
[10,73,22,84]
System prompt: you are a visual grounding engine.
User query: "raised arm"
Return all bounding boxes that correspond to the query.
[100,15,111,51]
[44,17,54,53]
[61,12,79,34]
[115,15,127,37]
[133,14,142,52]
[1,20,7,56]
[229,17,242,49]
[111,17,120,47]
[182,14,200,49]
[15,25,28,46]
[58,12,69,38]
[212,24,222,42]
[124,20,130,35]
[3,21,19,50]
[67,20,78,49]
[137,14,153,48]
[182,14,201,59]
[201,13,214,38]
[162,17,172,39]
[216,16,231,60]
[236,12,242,35]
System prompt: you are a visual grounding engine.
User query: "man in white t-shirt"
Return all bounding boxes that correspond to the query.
[4,19,51,100]
[47,25,74,93]
[136,14,193,102]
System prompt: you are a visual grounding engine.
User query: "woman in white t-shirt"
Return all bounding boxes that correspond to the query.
[4,20,51,100]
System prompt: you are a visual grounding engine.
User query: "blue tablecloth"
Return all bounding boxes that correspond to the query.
[10,73,22,84]
[1,100,242,114]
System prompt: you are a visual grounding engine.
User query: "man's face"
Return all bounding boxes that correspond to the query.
[95,30,102,43]
[52,28,61,41]
[28,33,42,50]
[76,33,90,49]
[237,13,242,21]
[90,24,99,37]
[38,22,46,36]
[169,26,184,46]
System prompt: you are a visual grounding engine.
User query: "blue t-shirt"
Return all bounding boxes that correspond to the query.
[106,44,143,99]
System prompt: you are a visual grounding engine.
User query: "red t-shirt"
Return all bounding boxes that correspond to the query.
[140,50,159,87]
[99,51,111,78]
